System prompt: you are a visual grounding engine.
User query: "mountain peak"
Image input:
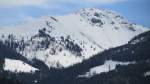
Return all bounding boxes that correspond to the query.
[77,8,123,18]
[0,8,149,68]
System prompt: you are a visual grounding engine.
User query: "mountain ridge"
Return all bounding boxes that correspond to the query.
[0,8,149,68]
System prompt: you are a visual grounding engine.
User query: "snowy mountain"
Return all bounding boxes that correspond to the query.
[0,30,150,84]
[0,8,149,68]
[37,30,150,84]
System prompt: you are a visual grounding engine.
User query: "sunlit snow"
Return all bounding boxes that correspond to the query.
[78,60,135,78]
[0,8,149,68]
[4,58,38,73]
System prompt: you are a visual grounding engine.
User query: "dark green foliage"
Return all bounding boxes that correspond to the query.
[0,41,23,59]
[39,31,150,84]
[0,59,4,69]
[94,12,100,17]
[50,17,58,21]
[91,18,103,26]
[77,61,150,84]
[64,36,82,56]
[0,70,24,84]
[32,28,55,50]
[0,41,50,84]
[0,30,150,84]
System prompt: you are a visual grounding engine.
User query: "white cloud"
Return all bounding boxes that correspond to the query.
[0,0,49,6]
[82,0,126,4]
[0,0,126,7]
[52,0,126,4]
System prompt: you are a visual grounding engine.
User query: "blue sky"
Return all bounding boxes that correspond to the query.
[0,0,150,27]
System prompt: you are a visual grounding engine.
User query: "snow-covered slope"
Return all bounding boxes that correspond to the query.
[0,8,149,68]
[78,60,135,78]
[4,58,38,73]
